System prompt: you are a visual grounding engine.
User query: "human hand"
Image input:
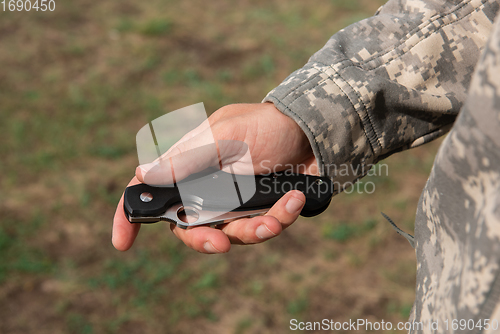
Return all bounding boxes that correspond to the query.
[112,103,317,253]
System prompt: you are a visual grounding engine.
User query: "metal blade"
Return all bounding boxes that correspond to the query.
[127,203,268,229]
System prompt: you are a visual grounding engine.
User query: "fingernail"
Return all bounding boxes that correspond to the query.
[137,163,157,181]
[285,197,304,214]
[203,241,220,254]
[256,224,276,239]
[138,162,164,180]
[135,166,142,179]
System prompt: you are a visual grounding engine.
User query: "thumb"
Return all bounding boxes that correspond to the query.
[136,125,251,185]
[136,141,220,185]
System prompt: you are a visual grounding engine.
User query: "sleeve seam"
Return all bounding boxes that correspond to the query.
[307,62,382,156]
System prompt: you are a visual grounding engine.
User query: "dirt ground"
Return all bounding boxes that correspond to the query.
[0,0,444,333]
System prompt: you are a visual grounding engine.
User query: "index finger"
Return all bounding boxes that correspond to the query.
[112,177,142,251]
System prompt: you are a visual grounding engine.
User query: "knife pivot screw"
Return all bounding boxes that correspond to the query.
[212,174,218,179]
[140,192,154,203]
[177,206,200,224]
[315,179,324,186]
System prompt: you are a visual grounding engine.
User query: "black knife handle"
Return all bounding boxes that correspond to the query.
[124,183,180,218]
[124,170,335,221]
[240,173,334,217]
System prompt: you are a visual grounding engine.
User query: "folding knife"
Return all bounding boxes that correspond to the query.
[124,168,334,229]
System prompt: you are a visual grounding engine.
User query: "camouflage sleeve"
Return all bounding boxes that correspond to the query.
[410,14,500,333]
[263,0,499,190]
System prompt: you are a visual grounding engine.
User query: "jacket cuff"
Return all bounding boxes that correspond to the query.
[263,62,376,191]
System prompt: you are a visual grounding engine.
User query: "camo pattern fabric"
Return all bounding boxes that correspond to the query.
[264,0,500,332]
[411,16,500,333]
[264,0,499,191]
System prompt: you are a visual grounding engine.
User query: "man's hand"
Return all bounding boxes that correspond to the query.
[112,103,316,253]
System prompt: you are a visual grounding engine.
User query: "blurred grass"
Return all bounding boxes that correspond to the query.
[0,0,444,333]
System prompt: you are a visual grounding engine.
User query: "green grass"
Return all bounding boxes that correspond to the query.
[66,313,94,334]
[287,292,309,316]
[0,214,54,283]
[322,219,377,242]
[234,318,253,334]
[332,0,361,10]
[139,19,173,36]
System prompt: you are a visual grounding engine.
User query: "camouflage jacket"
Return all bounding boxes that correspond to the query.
[264,0,500,333]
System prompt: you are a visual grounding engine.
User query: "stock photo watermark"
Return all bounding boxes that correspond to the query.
[259,161,389,195]
[289,318,499,332]
[1,0,55,11]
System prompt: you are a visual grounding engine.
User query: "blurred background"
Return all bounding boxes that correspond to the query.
[0,0,443,333]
